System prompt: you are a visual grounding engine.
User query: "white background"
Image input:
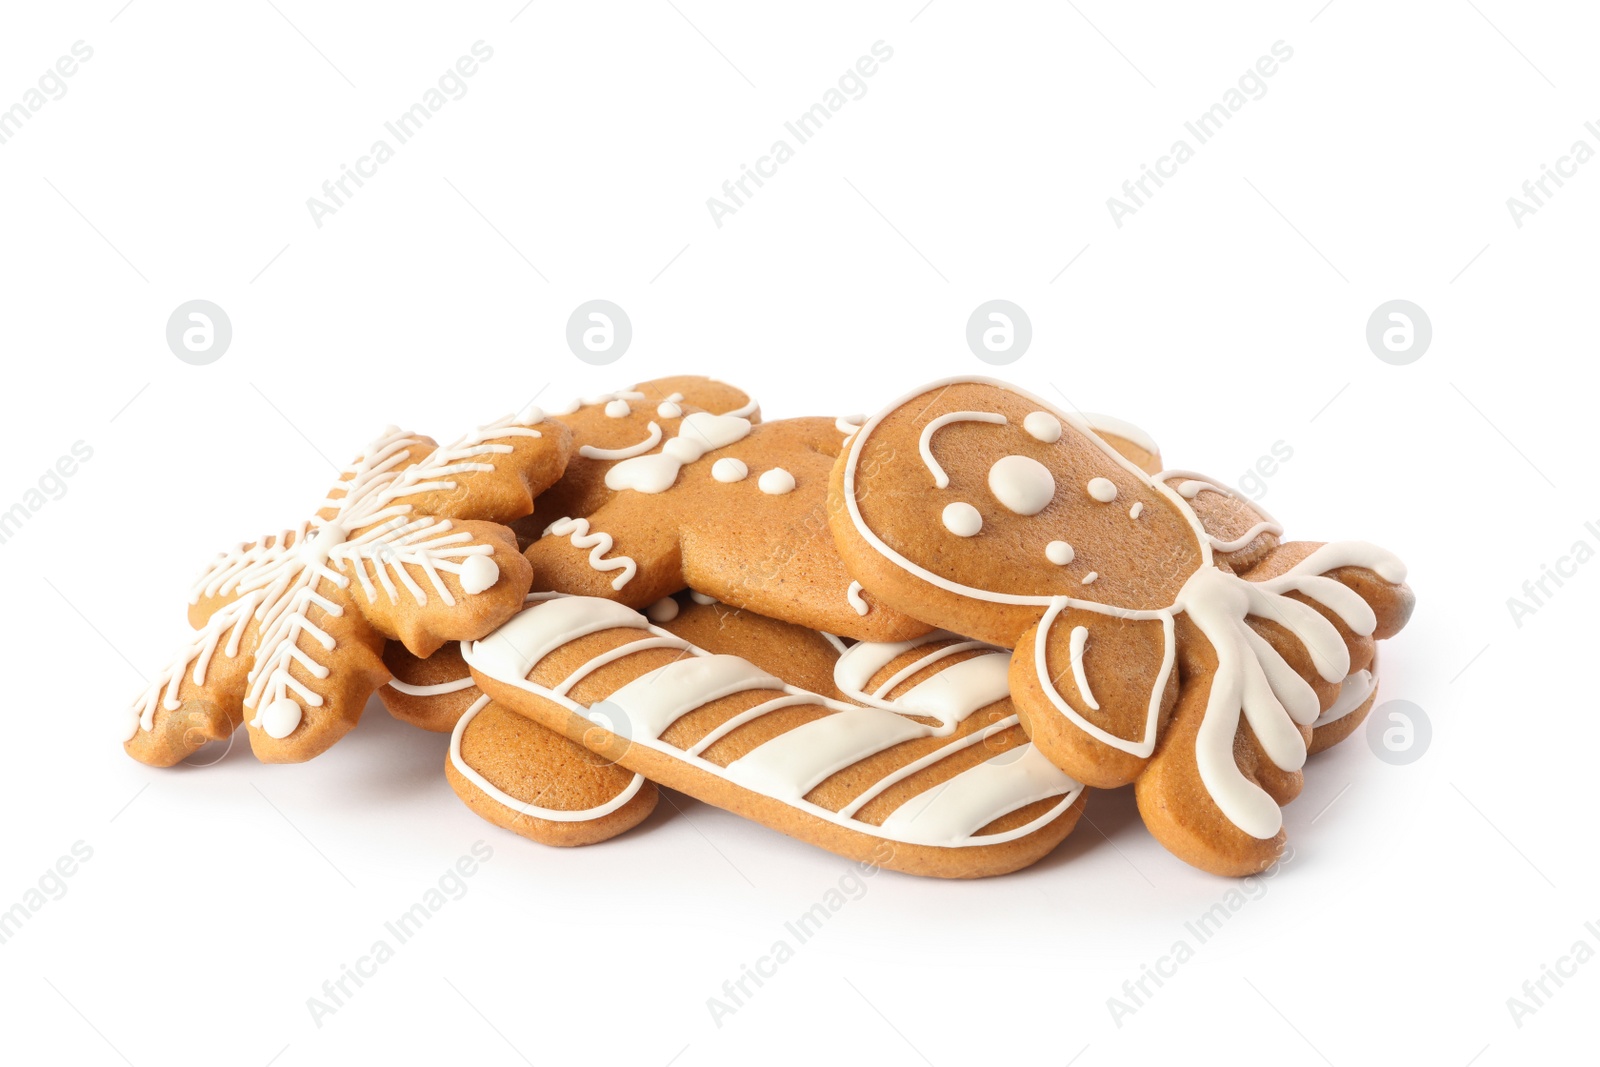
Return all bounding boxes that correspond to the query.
[0,2,1594,1064]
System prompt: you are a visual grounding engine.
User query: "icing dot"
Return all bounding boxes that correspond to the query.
[604,399,631,418]
[942,502,983,537]
[1023,411,1062,443]
[646,597,680,623]
[458,554,500,595]
[1129,502,1144,519]
[657,401,683,419]
[1081,571,1098,585]
[758,468,796,495]
[259,698,303,740]
[988,455,1055,516]
[1087,477,1118,503]
[689,591,717,605]
[1045,541,1075,565]
[711,458,749,483]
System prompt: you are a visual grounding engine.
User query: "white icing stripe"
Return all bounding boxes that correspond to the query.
[387,675,475,697]
[462,597,1085,850]
[836,714,1020,819]
[846,581,870,616]
[545,517,638,590]
[1313,669,1375,728]
[870,641,988,702]
[468,595,648,684]
[553,637,686,696]
[1080,412,1160,457]
[895,652,1011,730]
[578,422,663,460]
[724,708,927,800]
[686,695,820,757]
[598,655,786,741]
[449,695,647,823]
[1067,625,1099,711]
[1209,520,1284,553]
[879,745,1072,841]
[918,411,1007,488]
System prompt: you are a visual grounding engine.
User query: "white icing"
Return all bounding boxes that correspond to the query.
[579,422,663,461]
[1080,571,1098,585]
[646,597,680,623]
[1313,669,1376,728]
[840,377,1409,841]
[450,695,647,822]
[918,411,1008,488]
[1067,625,1099,711]
[711,458,748,483]
[1081,412,1160,457]
[657,394,684,419]
[258,698,302,739]
[988,455,1056,516]
[387,674,475,697]
[1022,411,1061,443]
[689,591,717,606]
[878,745,1070,841]
[836,414,866,435]
[846,581,869,616]
[1045,541,1075,566]
[605,413,752,493]
[1086,477,1118,503]
[604,399,631,418]
[1129,502,1144,520]
[758,468,795,495]
[458,554,500,595]
[942,502,983,537]
[544,517,638,591]
[462,597,1083,850]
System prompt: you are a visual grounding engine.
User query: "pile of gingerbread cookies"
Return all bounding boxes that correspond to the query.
[123,375,1413,878]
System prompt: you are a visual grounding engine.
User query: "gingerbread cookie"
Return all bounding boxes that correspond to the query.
[126,408,571,766]
[524,409,931,642]
[459,594,1086,878]
[829,377,1414,876]
[510,376,759,549]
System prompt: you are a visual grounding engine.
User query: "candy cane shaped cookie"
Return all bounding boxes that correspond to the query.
[461,595,1086,878]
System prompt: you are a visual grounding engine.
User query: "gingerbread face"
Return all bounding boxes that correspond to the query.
[831,377,1415,876]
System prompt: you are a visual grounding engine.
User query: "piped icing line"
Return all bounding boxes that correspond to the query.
[846,581,870,616]
[918,411,1008,488]
[544,517,638,591]
[579,422,663,460]
[386,675,476,697]
[1313,669,1375,728]
[1067,626,1099,711]
[461,598,1082,850]
[836,414,866,435]
[604,412,752,494]
[450,695,648,822]
[1080,412,1160,457]
[842,377,1408,840]
[137,410,548,740]
[546,390,646,417]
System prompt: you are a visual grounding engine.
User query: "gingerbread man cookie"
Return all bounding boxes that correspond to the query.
[524,410,931,642]
[829,377,1414,876]
[125,407,571,766]
[509,375,759,549]
[459,594,1085,878]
